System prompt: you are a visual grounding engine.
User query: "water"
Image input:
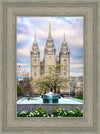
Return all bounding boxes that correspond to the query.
[41,92,60,103]
[17,97,83,104]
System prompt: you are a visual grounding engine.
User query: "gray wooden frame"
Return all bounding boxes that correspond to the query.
[0,0,100,134]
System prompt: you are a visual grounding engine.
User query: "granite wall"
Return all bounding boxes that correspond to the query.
[17,104,83,114]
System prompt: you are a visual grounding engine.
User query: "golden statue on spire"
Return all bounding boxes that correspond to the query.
[49,22,51,27]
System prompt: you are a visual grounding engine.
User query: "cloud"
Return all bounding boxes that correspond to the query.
[17,17,83,47]
[70,58,83,63]
[17,42,45,61]
[17,17,22,25]
[70,72,83,77]
[17,33,28,43]
[17,63,28,66]
[70,63,83,77]
[17,48,30,58]
[17,67,30,77]
[17,17,83,77]
[70,64,83,69]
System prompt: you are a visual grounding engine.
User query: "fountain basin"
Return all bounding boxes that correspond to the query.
[17,97,83,114]
[41,92,61,103]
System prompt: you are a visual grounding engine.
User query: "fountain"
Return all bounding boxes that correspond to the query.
[17,93,83,113]
[41,92,61,103]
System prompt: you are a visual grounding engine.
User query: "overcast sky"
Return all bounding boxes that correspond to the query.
[17,17,83,78]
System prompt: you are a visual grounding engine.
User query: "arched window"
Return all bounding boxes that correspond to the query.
[64,66,66,70]
[49,57,52,65]
[34,66,37,71]
[64,72,66,76]
[64,59,67,65]
[34,72,36,77]
[34,59,37,65]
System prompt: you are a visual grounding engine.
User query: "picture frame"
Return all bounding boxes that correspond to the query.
[0,0,99,134]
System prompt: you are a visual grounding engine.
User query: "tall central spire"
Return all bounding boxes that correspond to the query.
[63,34,67,45]
[48,23,52,40]
[64,34,65,41]
[34,33,36,43]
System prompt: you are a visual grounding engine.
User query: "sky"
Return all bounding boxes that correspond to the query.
[17,17,83,79]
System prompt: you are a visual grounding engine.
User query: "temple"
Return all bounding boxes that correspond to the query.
[30,23,70,92]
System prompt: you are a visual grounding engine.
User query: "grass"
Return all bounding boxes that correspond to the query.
[72,96,83,100]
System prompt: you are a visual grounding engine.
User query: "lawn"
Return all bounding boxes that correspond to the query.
[73,96,83,100]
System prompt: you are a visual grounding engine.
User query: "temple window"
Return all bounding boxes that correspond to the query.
[34,59,37,65]
[49,57,52,65]
[34,72,37,77]
[64,72,66,76]
[34,66,37,71]
[64,59,67,65]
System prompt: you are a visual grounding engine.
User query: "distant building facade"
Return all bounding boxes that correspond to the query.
[70,76,83,96]
[30,24,70,92]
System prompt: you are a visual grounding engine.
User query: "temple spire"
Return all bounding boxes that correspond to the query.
[32,33,40,52]
[48,23,52,40]
[63,34,67,44]
[64,34,65,41]
[34,33,36,43]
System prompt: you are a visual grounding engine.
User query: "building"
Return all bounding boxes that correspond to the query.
[30,23,70,92]
[70,76,83,96]
[30,33,40,78]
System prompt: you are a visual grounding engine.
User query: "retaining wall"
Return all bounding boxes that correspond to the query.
[17,104,83,114]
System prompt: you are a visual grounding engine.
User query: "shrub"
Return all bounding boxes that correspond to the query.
[52,107,83,117]
[17,107,49,117]
[17,107,83,117]
[52,108,68,117]
[17,111,30,117]
[33,107,48,117]
[68,108,83,117]
[34,107,47,114]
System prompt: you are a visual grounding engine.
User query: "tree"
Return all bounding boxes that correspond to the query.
[30,77,38,94]
[22,77,31,95]
[18,77,32,97]
[17,85,22,96]
[35,65,70,94]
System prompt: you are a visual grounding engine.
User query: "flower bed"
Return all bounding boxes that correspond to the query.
[17,107,83,117]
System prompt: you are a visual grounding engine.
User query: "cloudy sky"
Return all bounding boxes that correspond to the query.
[17,17,83,79]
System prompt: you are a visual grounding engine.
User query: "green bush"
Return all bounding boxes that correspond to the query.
[68,108,83,117]
[33,107,49,117]
[17,107,83,117]
[52,107,83,117]
[17,111,30,117]
[34,107,47,114]
[17,107,49,117]
[52,108,68,117]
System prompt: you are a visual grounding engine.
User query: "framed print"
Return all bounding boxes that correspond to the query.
[0,0,100,134]
[17,16,84,117]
